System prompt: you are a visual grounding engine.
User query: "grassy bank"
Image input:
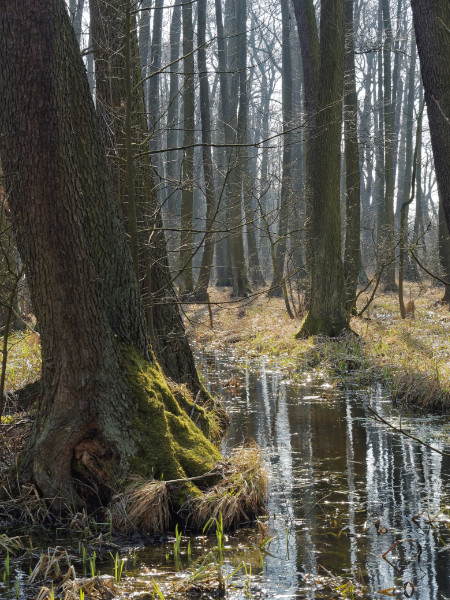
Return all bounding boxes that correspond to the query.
[185,285,450,412]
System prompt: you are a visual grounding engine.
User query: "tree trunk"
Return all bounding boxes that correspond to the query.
[439,194,450,303]
[380,0,397,291]
[0,0,219,506]
[343,0,361,313]
[224,0,250,297]
[410,0,450,227]
[296,0,348,337]
[291,0,320,306]
[90,0,206,398]
[269,0,293,298]
[194,0,218,301]
[178,0,195,294]
[214,0,233,288]
[397,36,417,279]
[165,0,182,256]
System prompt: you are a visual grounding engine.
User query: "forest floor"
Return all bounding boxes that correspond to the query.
[185,283,450,413]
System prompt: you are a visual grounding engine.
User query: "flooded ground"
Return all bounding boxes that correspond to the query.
[200,351,449,599]
[2,351,450,599]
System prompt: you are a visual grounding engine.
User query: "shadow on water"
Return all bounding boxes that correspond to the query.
[2,351,449,599]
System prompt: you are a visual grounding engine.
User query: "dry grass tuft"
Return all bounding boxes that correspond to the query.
[189,445,268,531]
[110,477,169,534]
[28,547,73,583]
[61,574,117,600]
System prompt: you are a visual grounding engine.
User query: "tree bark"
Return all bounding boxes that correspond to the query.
[291,0,320,305]
[90,0,205,397]
[343,0,361,313]
[439,194,450,303]
[269,0,293,298]
[178,0,195,294]
[410,0,450,227]
[165,0,182,255]
[0,0,219,506]
[296,0,348,337]
[380,0,397,291]
[194,0,218,301]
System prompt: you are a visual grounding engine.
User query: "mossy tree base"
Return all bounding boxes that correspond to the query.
[295,312,349,339]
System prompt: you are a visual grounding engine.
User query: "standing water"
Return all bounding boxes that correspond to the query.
[3,351,449,599]
[198,350,450,599]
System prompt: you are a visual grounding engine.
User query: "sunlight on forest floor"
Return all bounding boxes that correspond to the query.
[185,284,450,411]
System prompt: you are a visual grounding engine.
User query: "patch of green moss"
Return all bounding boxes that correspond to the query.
[119,346,221,507]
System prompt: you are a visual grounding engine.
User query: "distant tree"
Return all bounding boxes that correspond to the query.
[178,0,196,294]
[295,0,348,337]
[343,0,361,312]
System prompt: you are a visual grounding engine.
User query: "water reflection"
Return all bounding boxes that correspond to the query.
[201,351,450,599]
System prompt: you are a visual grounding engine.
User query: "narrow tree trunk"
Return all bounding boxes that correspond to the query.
[380,0,397,291]
[179,0,196,294]
[269,0,293,298]
[397,36,417,279]
[165,1,182,255]
[194,0,218,301]
[439,194,450,303]
[375,3,386,272]
[214,0,233,288]
[138,0,152,100]
[343,0,361,312]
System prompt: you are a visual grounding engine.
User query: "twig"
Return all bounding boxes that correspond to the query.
[410,249,450,287]
[367,405,450,457]
[190,390,201,419]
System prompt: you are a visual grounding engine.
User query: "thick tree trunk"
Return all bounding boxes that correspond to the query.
[90,0,205,398]
[0,0,219,504]
[292,0,320,306]
[296,0,348,337]
[410,0,450,226]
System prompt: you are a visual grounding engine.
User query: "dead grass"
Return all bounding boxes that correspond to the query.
[189,445,268,530]
[110,477,169,534]
[185,285,450,412]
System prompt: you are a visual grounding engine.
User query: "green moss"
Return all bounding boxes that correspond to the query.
[296,312,348,339]
[119,345,221,507]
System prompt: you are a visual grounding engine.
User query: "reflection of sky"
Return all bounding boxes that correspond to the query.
[365,386,449,599]
[202,352,450,599]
